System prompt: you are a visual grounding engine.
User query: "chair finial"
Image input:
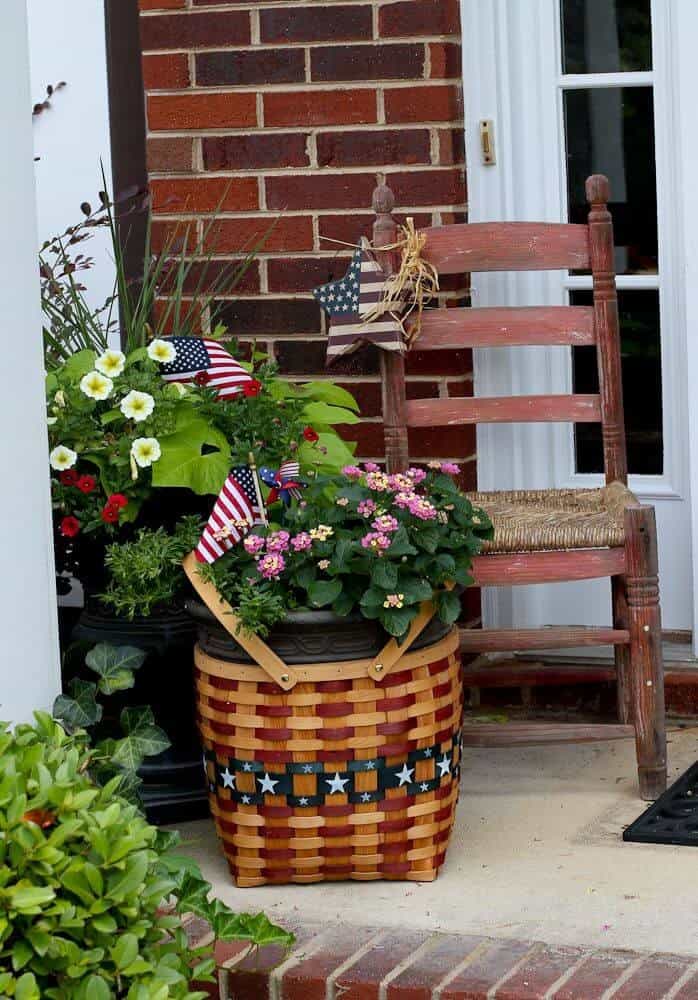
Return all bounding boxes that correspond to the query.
[586,174,610,206]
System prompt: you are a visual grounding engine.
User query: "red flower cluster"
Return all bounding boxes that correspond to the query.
[60,516,81,538]
[59,470,79,487]
[194,372,209,386]
[101,493,128,524]
[303,426,319,443]
[77,475,96,494]
[243,379,262,398]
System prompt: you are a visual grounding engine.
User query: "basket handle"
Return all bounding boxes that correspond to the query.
[182,552,300,691]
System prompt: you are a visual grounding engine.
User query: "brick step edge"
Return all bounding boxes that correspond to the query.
[181,913,698,999]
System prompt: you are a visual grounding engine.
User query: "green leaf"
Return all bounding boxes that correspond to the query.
[82,976,110,1000]
[7,886,56,912]
[332,591,355,617]
[15,972,40,1000]
[85,643,146,695]
[12,939,33,971]
[113,706,171,767]
[307,579,343,607]
[436,589,462,625]
[371,560,398,591]
[99,408,122,425]
[359,587,384,609]
[107,851,149,900]
[297,381,359,412]
[379,606,417,638]
[53,679,102,731]
[414,526,440,554]
[386,526,417,557]
[398,578,433,604]
[298,431,355,474]
[153,410,231,495]
[302,400,360,426]
[62,349,96,380]
[332,537,355,572]
[111,933,139,971]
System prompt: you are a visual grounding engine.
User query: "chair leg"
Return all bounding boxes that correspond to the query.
[624,504,667,800]
[612,575,632,724]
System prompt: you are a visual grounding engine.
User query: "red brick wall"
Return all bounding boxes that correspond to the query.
[138,0,474,475]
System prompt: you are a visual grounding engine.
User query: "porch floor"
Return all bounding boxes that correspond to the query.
[177,727,698,958]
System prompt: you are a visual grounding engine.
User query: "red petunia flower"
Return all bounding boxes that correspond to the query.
[76,475,97,494]
[101,505,120,524]
[194,372,209,385]
[242,379,262,398]
[107,493,128,510]
[59,470,79,487]
[60,516,81,538]
[303,426,319,443]
[23,808,57,829]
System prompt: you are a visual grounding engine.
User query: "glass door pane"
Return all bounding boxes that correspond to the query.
[561,0,652,74]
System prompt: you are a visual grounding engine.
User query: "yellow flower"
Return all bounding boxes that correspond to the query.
[120,390,155,423]
[49,445,77,471]
[130,437,161,468]
[95,349,126,378]
[147,339,177,364]
[80,371,113,401]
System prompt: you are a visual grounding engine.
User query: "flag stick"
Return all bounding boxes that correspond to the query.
[248,451,269,526]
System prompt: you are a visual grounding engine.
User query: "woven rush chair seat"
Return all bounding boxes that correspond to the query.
[466,481,636,554]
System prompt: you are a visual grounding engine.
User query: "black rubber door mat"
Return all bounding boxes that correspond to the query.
[624,760,698,846]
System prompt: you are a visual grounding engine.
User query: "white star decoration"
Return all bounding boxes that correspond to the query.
[364,760,376,770]
[221,767,235,789]
[395,763,415,787]
[420,782,430,792]
[242,762,253,772]
[299,797,309,806]
[361,792,372,803]
[437,755,452,778]
[423,748,433,758]
[241,795,251,805]
[302,764,314,773]
[325,772,350,795]
[257,772,279,794]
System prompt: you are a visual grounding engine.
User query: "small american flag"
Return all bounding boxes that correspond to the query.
[160,337,253,400]
[313,242,406,363]
[194,465,265,564]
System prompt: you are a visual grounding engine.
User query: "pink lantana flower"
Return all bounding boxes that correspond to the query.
[357,499,377,517]
[372,514,399,533]
[291,532,312,552]
[317,559,331,570]
[407,467,427,484]
[363,462,380,472]
[441,462,460,475]
[342,465,363,479]
[360,532,391,553]
[365,472,390,492]
[243,535,265,555]
[393,491,417,509]
[257,552,286,579]
[266,530,290,552]
[409,497,437,520]
[387,473,413,492]
[383,593,405,609]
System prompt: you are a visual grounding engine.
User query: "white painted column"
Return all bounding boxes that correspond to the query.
[0,1,60,722]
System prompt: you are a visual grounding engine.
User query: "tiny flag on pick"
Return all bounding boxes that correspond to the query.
[195,465,265,564]
[160,337,253,400]
[312,242,406,363]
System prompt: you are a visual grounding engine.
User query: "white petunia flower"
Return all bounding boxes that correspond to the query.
[131,437,161,468]
[147,339,177,364]
[50,445,77,471]
[46,416,57,426]
[80,370,113,401]
[95,349,126,378]
[120,390,155,422]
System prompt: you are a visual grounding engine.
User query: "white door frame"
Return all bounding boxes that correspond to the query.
[460,0,698,646]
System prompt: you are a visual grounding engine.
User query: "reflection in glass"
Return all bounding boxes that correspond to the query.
[564,87,657,274]
[572,290,662,475]
[561,0,651,74]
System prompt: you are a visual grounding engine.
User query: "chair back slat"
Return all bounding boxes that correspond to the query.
[406,395,602,427]
[420,222,590,274]
[414,306,596,350]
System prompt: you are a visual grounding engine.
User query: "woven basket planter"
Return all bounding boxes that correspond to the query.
[184,555,463,887]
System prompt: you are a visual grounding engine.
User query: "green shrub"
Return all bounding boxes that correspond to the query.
[0,713,292,998]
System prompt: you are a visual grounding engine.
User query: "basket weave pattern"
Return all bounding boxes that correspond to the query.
[195,629,462,886]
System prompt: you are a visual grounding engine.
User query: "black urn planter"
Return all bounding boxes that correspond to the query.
[185,600,452,662]
[71,604,208,825]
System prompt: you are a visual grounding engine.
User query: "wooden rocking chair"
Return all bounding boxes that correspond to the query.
[372,174,666,800]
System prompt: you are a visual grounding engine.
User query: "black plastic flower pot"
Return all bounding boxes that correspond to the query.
[70,604,208,825]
